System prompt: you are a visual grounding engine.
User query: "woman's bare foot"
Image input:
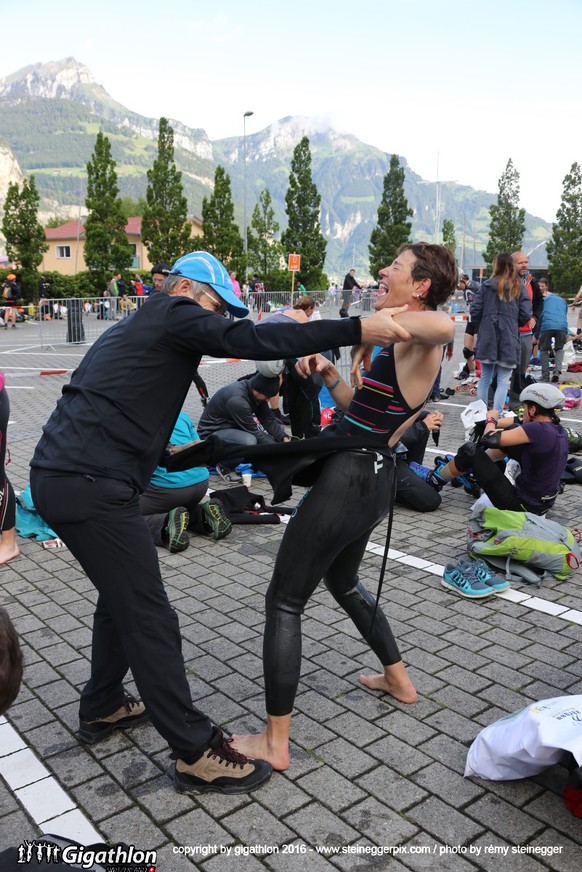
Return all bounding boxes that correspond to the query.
[0,542,20,566]
[359,661,417,703]
[230,732,290,771]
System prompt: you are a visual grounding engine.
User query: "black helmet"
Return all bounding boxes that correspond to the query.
[151,263,171,276]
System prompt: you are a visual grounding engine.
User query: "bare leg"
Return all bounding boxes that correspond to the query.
[359,660,417,703]
[0,527,20,565]
[231,713,292,771]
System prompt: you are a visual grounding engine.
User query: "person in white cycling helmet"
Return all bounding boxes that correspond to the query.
[428,382,568,514]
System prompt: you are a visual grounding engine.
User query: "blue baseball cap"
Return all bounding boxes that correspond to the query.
[170,251,249,317]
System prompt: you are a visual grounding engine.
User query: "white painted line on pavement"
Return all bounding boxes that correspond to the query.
[280,514,581,623]
[0,719,103,843]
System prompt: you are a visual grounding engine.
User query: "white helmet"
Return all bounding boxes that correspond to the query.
[255,359,284,377]
[520,383,565,410]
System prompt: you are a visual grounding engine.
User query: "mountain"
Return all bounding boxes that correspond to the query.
[0,58,552,277]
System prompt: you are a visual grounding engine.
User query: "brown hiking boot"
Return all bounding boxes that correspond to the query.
[173,729,272,794]
[78,695,149,744]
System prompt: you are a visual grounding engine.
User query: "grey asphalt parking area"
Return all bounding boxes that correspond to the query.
[1,316,581,871]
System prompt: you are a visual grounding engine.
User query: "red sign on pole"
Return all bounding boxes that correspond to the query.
[288,253,301,272]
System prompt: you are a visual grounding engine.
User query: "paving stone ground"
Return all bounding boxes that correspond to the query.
[1,313,581,870]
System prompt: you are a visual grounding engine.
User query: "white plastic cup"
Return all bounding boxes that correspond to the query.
[242,473,252,488]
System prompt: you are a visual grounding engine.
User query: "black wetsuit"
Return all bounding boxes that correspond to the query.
[264,345,424,716]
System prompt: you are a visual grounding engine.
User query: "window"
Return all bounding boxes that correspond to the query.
[129,244,137,256]
[56,245,71,259]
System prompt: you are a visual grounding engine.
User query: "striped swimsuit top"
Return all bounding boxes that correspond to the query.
[336,344,425,444]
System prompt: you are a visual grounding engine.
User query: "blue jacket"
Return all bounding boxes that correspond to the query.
[539,293,568,333]
[470,278,532,367]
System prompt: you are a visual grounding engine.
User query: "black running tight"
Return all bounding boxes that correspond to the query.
[0,387,15,531]
[264,450,401,716]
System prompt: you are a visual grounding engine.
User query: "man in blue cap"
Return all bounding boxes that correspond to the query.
[29,251,411,796]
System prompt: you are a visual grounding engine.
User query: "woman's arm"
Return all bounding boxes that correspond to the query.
[469,286,484,330]
[296,355,355,411]
[389,309,455,346]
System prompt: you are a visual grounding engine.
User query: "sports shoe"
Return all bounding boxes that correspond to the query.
[216,463,243,484]
[173,729,272,795]
[434,454,480,498]
[78,695,149,744]
[164,506,190,553]
[441,562,496,598]
[458,558,510,592]
[202,500,232,540]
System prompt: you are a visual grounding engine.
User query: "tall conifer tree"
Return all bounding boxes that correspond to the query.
[482,158,525,270]
[2,175,48,288]
[84,132,133,287]
[141,118,191,264]
[368,154,412,278]
[442,218,456,254]
[546,162,582,293]
[281,136,327,289]
[247,189,283,276]
[201,166,244,272]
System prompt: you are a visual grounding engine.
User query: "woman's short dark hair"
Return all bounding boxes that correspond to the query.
[0,607,23,715]
[293,296,315,311]
[397,243,458,309]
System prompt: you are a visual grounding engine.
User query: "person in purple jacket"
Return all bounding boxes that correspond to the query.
[429,383,568,515]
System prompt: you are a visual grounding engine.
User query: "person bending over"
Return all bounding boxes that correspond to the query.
[428,383,567,515]
[198,372,289,483]
[230,242,457,771]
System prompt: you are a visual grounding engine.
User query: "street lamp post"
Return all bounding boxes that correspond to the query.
[243,110,254,266]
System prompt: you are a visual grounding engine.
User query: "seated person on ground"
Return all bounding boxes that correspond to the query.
[198,372,289,482]
[139,410,231,552]
[394,411,444,513]
[427,383,568,515]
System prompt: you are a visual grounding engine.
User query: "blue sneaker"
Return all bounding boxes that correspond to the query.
[458,559,510,592]
[434,454,480,498]
[441,562,496,598]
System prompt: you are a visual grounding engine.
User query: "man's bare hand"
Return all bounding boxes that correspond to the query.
[360,305,412,347]
[296,353,333,378]
[423,412,443,432]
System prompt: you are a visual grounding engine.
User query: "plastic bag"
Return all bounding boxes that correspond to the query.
[465,695,582,780]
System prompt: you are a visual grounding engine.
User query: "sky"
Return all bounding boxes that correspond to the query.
[1,0,581,223]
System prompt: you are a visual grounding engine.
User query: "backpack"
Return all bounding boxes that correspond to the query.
[467,505,580,585]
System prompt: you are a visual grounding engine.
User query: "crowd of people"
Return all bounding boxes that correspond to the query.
[0,243,577,805]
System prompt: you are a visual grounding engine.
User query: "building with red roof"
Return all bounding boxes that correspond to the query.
[42,216,202,276]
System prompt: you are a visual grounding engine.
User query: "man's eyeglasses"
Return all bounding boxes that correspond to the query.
[200,288,227,316]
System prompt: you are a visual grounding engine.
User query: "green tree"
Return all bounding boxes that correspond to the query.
[482,158,526,270]
[281,136,327,289]
[119,196,148,220]
[2,176,48,295]
[247,189,283,276]
[442,218,456,254]
[546,162,582,294]
[368,154,413,278]
[141,118,191,264]
[201,165,244,271]
[84,132,133,288]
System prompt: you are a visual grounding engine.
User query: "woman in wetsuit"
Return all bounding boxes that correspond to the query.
[231,243,458,770]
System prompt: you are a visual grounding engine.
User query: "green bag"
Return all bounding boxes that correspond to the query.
[467,506,580,584]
